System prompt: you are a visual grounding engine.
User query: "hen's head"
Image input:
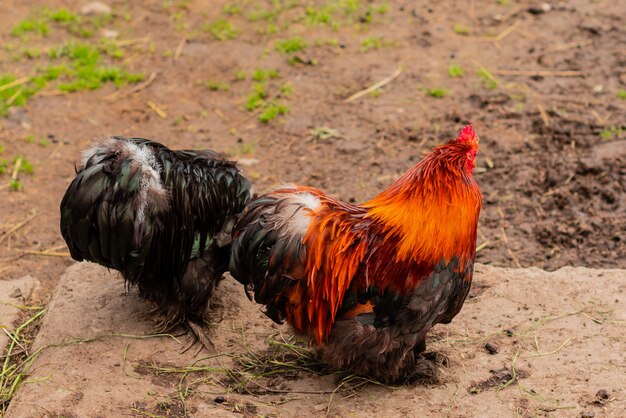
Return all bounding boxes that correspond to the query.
[453,125,479,173]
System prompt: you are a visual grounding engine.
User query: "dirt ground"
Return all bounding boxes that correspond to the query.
[6,263,626,418]
[0,0,624,416]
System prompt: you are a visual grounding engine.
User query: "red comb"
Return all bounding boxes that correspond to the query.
[457,125,477,143]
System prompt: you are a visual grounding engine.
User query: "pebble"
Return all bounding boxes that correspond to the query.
[596,389,609,400]
[528,3,552,15]
[7,107,31,129]
[214,395,225,404]
[237,158,259,166]
[80,1,112,16]
[101,29,119,39]
[337,139,366,153]
[485,343,499,355]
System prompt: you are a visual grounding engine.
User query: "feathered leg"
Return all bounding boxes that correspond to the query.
[147,302,214,352]
[185,319,215,352]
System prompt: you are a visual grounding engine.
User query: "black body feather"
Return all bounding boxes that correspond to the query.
[60,137,252,337]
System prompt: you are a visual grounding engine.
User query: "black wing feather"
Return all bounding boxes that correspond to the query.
[60,136,253,325]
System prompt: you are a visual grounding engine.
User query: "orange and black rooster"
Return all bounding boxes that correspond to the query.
[230,125,481,382]
[60,137,252,347]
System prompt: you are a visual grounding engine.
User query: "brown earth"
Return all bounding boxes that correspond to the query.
[6,263,626,418]
[0,0,625,416]
[1,0,625,289]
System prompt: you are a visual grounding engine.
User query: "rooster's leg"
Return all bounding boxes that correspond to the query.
[414,339,427,354]
[184,319,214,353]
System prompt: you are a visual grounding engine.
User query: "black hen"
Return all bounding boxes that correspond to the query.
[60,137,253,346]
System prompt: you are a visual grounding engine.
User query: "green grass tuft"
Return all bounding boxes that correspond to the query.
[252,68,280,82]
[244,83,268,111]
[599,127,623,141]
[361,4,389,23]
[448,64,464,77]
[360,36,393,52]
[206,81,229,91]
[361,36,382,51]
[305,6,335,27]
[314,38,339,47]
[424,87,448,98]
[228,141,256,156]
[243,81,290,123]
[247,8,280,22]
[9,179,22,191]
[14,155,34,174]
[275,37,307,54]
[23,48,42,59]
[223,2,242,15]
[453,23,469,35]
[258,102,287,123]
[617,89,626,100]
[48,8,78,24]
[0,75,42,116]
[1,40,144,115]
[49,42,144,92]
[599,129,612,140]
[11,19,49,37]
[233,70,247,81]
[280,82,293,96]
[477,68,498,89]
[204,19,238,41]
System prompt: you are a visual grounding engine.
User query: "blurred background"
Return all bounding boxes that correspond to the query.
[0,0,624,295]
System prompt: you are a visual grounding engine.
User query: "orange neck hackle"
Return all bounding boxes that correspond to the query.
[364,125,482,267]
[286,127,482,345]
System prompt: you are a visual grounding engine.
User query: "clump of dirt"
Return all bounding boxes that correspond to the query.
[221,338,328,395]
[153,400,190,417]
[130,400,191,418]
[133,359,181,388]
[470,103,625,269]
[225,399,258,416]
[55,412,79,418]
[588,388,612,407]
[468,366,529,394]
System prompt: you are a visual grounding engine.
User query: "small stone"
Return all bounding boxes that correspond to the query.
[485,343,499,354]
[337,139,366,153]
[214,395,225,404]
[9,288,23,298]
[528,3,552,15]
[237,158,259,166]
[80,2,112,16]
[101,29,119,39]
[596,389,609,400]
[505,329,514,337]
[7,107,29,125]
[580,412,595,418]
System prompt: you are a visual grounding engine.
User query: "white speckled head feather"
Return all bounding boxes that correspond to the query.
[267,188,321,237]
[82,137,169,239]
